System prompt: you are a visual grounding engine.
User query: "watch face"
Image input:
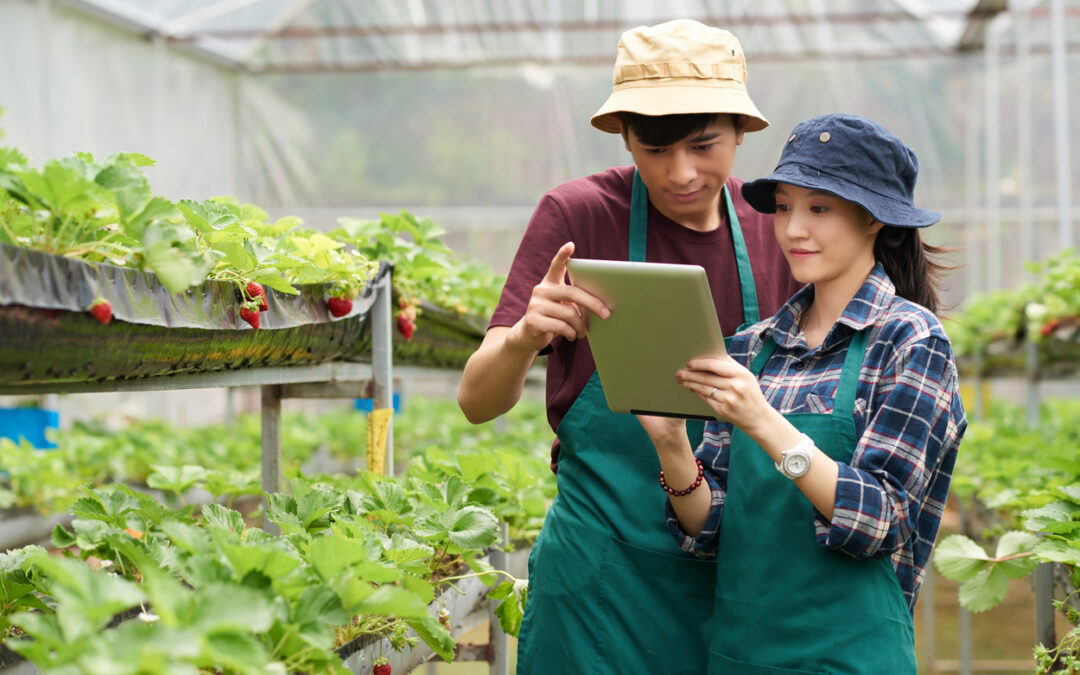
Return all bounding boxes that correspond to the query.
[785,453,810,476]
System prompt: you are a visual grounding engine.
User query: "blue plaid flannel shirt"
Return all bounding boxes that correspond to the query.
[668,263,967,613]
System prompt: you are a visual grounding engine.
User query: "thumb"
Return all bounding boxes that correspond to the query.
[543,242,575,284]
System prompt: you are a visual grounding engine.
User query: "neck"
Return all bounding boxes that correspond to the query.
[802,260,876,339]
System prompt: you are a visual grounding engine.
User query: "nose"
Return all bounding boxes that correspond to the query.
[668,148,697,186]
[781,209,809,240]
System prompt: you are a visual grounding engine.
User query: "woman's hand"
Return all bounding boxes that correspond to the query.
[677,355,773,436]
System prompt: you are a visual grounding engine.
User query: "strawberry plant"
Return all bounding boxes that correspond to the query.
[936,397,1080,671]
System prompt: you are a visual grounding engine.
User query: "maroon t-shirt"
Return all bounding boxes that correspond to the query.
[489,165,802,470]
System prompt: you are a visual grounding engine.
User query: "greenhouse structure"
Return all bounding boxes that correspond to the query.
[0,0,1079,673]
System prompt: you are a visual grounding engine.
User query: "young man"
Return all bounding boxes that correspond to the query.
[457,19,801,673]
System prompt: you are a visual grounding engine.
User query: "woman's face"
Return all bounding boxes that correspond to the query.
[772,183,882,291]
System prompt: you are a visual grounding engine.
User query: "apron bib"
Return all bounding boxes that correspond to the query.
[708,331,916,674]
[517,171,759,674]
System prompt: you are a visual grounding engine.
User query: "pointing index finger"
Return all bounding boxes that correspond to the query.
[544,242,576,284]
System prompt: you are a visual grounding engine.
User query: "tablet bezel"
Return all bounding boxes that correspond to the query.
[566,258,727,420]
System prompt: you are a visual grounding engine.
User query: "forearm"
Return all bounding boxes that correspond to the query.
[651,432,713,537]
[741,407,839,520]
[457,325,541,423]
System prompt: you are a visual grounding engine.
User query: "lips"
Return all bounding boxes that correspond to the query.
[789,248,818,258]
[669,188,702,203]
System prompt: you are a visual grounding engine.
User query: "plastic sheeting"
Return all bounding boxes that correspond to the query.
[0,242,390,384]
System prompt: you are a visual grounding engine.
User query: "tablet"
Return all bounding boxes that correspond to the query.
[566,258,727,420]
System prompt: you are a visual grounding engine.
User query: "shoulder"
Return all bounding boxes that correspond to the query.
[544,165,634,209]
[873,296,951,350]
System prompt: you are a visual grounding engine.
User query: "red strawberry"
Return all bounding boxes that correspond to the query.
[1036,315,1062,336]
[246,281,268,312]
[396,312,414,340]
[89,298,112,324]
[373,656,391,675]
[240,306,260,329]
[328,295,353,318]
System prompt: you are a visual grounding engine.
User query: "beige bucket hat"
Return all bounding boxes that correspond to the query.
[591,19,769,134]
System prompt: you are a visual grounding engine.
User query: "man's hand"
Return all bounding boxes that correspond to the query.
[507,242,611,353]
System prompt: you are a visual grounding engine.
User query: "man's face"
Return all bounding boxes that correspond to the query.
[624,115,744,231]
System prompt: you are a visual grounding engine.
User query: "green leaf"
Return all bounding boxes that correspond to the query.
[148,464,209,494]
[958,565,1011,613]
[307,536,369,581]
[1023,501,1080,534]
[933,534,990,581]
[405,615,456,661]
[441,505,499,552]
[1033,538,1080,566]
[191,583,275,634]
[204,632,271,674]
[142,239,207,293]
[993,531,1040,578]
[200,503,245,533]
[355,584,431,620]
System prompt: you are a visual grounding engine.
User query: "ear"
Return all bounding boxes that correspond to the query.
[867,219,885,237]
[734,115,746,147]
[621,127,632,153]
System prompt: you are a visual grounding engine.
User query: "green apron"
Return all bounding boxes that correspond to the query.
[708,330,916,674]
[516,170,759,674]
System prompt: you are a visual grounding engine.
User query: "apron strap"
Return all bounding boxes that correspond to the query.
[723,187,759,326]
[747,326,870,421]
[629,169,759,326]
[629,169,648,263]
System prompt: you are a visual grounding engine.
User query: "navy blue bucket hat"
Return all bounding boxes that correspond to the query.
[741,113,940,228]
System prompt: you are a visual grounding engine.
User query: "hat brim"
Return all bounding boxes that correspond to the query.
[741,162,940,229]
[591,81,769,134]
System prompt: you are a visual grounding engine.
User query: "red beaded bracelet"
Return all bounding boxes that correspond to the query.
[659,458,705,497]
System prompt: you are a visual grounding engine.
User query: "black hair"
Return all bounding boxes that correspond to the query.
[617,112,737,147]
[873,226,954,314]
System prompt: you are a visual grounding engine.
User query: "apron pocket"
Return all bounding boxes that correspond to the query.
[709,651,828,674]
[596,534,716,674]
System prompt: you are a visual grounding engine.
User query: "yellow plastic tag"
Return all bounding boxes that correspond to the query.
[366,408,393,474]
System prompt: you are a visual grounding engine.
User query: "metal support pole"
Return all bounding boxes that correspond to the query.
[984,16,1002,292]
[1050,0,1073,250]
[921,568,935,672]
[960,606,973,675]
[489,522,510,675]
[261,384,282,535]
[1035,562,1057,652]
[371,273,394,475]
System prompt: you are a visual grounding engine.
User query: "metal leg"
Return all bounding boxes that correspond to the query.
[1036,562,1057,650]
[922,568,935,672]
[372,273,394,475]
[489,522,510,675]
[261,384,282,535]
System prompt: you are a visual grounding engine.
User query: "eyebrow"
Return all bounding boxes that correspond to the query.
[687,132,721,143]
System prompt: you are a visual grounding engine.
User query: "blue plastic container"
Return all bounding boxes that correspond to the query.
[0,407,59,449]
[354,392,401,414]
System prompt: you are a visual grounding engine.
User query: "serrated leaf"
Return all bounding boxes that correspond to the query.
[1033,538,1080,566]
[933,534,990,581]
[993,531,1040,578]
[958,565,1010,613]
[404,615,456,661]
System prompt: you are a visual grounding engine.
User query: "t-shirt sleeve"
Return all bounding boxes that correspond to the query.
[488,193,574,330]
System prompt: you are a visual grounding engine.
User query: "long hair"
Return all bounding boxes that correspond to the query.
[873,226,954,314]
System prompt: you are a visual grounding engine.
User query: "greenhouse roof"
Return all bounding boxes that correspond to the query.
[54,0,1013,74]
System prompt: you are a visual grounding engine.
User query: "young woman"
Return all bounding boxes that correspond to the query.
[637,113,967,674]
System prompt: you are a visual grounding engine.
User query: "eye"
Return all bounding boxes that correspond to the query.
[810,205,830,214]
[643,147,665,155]
[693,143,717,152]
[775,203,791,213]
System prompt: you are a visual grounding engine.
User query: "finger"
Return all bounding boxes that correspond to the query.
[542,242,576,284]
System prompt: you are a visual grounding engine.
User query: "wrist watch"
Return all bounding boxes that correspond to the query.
[775,433,815,479]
